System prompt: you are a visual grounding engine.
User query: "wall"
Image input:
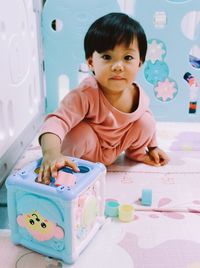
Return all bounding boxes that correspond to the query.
[42,0,200,122]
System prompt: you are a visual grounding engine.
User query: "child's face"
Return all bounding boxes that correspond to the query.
[87,38,142,93]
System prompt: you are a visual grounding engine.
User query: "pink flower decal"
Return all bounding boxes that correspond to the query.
[193,200,200,205]
[157,197,172,207]
[146,39,166,63]
[150,197,185,220]
[154,78,178,101]
[161,212,185,219]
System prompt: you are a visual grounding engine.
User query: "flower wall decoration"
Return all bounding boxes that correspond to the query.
[154,78,178,102]
[146,39,166,63]
[144,38,178,102]
[144,61,169,85]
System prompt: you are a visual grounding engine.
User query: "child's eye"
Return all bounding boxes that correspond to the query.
[101,54,111,60]
[124,55,134,61]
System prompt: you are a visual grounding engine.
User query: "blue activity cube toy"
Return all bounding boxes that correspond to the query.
[6,157,106,264]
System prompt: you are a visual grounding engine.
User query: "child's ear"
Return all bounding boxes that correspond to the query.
[139,60,143,67]
[87,58,94,71]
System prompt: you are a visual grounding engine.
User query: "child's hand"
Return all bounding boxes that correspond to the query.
[142,147,169,167]
[37,153,80,185]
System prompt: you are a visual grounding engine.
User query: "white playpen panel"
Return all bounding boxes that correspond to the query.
[0,0,44,185]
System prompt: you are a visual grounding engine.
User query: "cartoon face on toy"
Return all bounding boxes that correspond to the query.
[17,211,64,241]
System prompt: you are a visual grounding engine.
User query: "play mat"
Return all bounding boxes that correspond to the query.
[1,122,200,267]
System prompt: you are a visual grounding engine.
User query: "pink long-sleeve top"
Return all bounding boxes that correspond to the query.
[40,77,157,157]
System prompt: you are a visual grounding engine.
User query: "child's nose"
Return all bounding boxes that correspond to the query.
[111,61,124,72]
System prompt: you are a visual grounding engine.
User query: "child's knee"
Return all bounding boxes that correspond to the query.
[135,112,156,137]
[62,122,98,156]
[67,122,94,143]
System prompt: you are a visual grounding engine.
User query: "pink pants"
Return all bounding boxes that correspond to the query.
[61,113,156,166]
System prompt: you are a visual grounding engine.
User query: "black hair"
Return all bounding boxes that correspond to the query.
[84,12,147,63]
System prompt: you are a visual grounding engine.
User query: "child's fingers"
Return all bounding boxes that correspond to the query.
[150,150,160,164]
[159,151,170,166]
[49,159,78,180]
[149,148,170,166]
[38,156,80,184]
[51,163,59,178]
[55,157,80,172]
[43,166,51,184]
[64,158,80,172]
[147,159,161,167]
[37,162,51,183]
[143,155,161,167]
[37,168,43,183]
[160,156,170,166]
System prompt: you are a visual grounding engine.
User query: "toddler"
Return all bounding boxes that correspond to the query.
[38,12,169,184]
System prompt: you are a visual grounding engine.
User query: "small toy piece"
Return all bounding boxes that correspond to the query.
[54,170,76,187]
[141,189,152,206]
[105,200,119,217]
[118,204,134,222]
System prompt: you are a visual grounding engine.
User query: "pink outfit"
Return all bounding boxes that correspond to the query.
[40,77,157,165]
